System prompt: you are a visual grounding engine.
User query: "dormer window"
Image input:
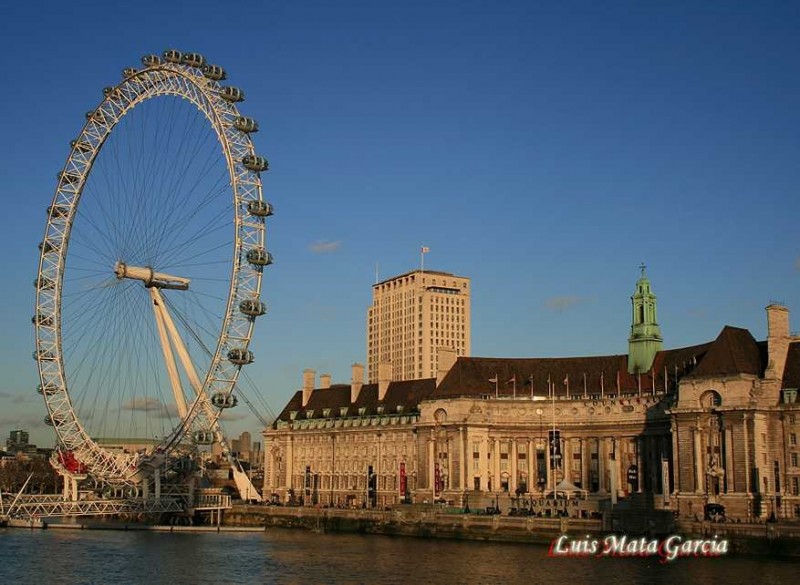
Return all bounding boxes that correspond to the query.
[289,411,298,420]
[376,406,385,415]
[322,408,332,418]
[306,410,315,419]
[358,407,367,416]
[396,405,404,413]
[340,406,349,417]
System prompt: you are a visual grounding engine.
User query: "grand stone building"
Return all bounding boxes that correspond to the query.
[263,271,799,520]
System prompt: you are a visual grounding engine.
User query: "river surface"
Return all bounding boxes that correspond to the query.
[0,527,796,584]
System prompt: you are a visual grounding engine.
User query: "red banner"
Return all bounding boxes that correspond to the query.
[399,462,407,495]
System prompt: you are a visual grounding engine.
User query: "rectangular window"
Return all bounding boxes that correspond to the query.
[792,453,798,467]
[792,434,797,446]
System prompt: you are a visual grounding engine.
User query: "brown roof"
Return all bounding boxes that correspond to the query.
[434,342,711,399]
[273,379,436,427]
[685,326,763,379]
[784,342,800,388]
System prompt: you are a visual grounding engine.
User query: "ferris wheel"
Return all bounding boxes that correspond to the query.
[33,50,272,494]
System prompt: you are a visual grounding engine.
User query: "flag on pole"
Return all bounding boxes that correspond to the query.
[489,374,498,398]
[421,246,430,253]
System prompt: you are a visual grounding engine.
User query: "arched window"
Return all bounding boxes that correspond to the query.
[700,390,722,408]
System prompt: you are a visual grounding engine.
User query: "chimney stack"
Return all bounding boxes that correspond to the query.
[302,368,315,407]
[320,373,332,389]
[351,363,364,403]
[378,362,393,401]
[765,304,790,383]
[436,347,458,386]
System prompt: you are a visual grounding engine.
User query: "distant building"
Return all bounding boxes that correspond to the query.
[6,430,31,454]
[264,271,800,521]
[367,269,470,382]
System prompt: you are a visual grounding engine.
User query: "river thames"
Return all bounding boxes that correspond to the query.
[0,528,797,585]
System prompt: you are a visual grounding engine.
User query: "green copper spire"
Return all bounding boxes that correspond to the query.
[628,263,663,374]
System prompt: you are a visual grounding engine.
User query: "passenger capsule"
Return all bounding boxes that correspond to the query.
[233,116,258,133]
[45,414,66,427]
[122,67,138,78]
[181,52,205,67]
[103,86,116,97]
[141,54,161,67]
[192,430,215,445]
[48,205,70,218]
[39,241,56,254]
[202,64,226,81]
[219,86,244,102]
[33,349,55,361]
[239,299,267,317]
[32,314,54,327]
[227,348,254,365]
[242,154,268,172]
[211,392,238,409]
[34,276,55,289]
[37,383,58,395]
[70,139,92,153]
[246,247,272,267]
[85,110,107,124]
[163,49,182,63]
[247,200,273,217]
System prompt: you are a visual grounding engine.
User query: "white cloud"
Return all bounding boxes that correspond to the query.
[309,240,342,254]
[545,295,585,313]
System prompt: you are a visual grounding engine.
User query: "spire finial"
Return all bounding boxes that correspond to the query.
[639,262,647,277]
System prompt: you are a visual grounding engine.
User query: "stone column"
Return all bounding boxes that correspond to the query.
[510,440,518,493]
[694,427,705,494]
[428,439,436,496]
[545,437,552,493]
[597,437,606,494]
[636,436,644,493]
[286,437,294,492]
[494,438,501,492]
[528,439,535,493]
[481,436,489,492]
[460,426,467,492]
[724,425,734,494]
[580,438,588,490]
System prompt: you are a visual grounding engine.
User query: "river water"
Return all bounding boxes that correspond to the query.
[0,527,796,584]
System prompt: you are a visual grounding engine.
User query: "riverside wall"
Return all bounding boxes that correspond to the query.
[224,504,800,556]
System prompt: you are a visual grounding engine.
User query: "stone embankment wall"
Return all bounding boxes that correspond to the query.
[224,505,800,556]
[225,505,602,544]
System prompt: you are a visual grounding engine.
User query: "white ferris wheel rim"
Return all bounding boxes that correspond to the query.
[33,52,270,486]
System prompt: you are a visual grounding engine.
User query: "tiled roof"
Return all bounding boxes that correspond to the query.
[273,379,436,427]
[784,342,800,388]
[435,343,711,399]
[271,330,798,427]
[685,326,763,378]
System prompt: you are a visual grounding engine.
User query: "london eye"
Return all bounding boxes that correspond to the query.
[33,50,272,500]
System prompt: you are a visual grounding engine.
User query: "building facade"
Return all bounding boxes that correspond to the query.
[265,273,800,521]
[367,270,470,382]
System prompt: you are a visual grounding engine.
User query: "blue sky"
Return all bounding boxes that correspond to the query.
[1,1,798,445]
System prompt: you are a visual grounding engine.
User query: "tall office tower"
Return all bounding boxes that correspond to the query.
[367,270,471,382]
